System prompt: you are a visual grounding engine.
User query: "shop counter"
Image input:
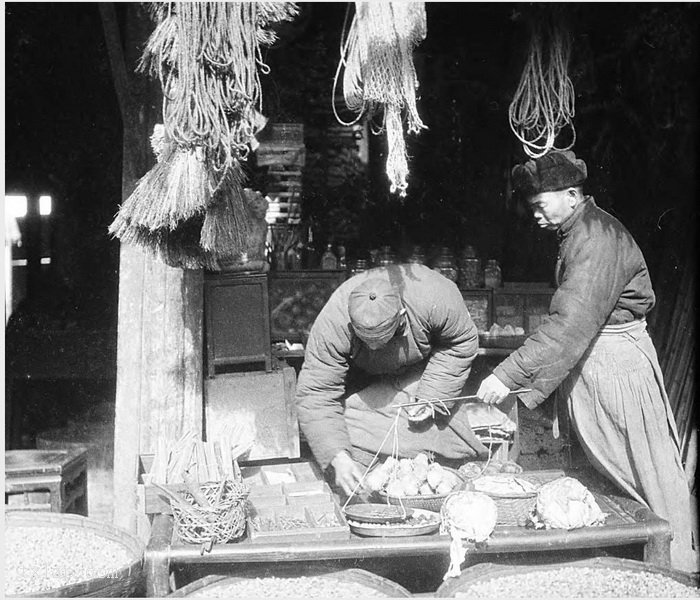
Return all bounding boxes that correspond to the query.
[144,481,672,597]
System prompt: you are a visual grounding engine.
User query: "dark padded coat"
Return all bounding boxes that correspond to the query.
[296,264,479,469]
[494,197,655,409]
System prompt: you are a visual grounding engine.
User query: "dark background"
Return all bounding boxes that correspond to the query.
[5,2,699,436]
[6,3,698,310]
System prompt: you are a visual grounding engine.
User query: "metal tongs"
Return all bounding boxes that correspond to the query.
[391,388,532,409]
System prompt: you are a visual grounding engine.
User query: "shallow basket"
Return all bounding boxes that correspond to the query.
[172,480,249,545]
[167,565,412,597]
[377,467,467,512]
[5,511,144,598]
[435,556,700,597]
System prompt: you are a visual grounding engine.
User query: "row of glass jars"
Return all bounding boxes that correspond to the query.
[350,245,502,288]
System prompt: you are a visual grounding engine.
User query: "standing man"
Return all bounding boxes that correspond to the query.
[477,150,696,572]
[296,263,490,496]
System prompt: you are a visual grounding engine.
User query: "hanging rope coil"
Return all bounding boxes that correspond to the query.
[333,2,427,197]
[110,2,298,269]
[140,2,272,171]
[508,16,576,158]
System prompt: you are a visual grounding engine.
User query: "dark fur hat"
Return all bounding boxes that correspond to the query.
[512,150,587,196]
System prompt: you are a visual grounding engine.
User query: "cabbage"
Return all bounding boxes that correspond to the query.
[440,491,498,579]
[441,490,498,541]
[530,477,606,530]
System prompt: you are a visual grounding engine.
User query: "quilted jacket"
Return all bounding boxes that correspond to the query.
[494,197,655,408]
[296,264,479,469]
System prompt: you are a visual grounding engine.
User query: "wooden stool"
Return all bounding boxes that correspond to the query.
[5,448,88,515]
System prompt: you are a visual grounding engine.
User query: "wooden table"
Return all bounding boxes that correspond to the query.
[144,485,672,597]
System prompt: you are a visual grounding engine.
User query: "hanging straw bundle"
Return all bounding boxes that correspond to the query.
[508,13,576,158]
[334,2,427,197]
[110,2,298,268]
[200,160,249,257]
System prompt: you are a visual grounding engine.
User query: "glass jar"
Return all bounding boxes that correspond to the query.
[376,245,397,267]
[483,259,503,289]
[408,244,427,265]
[458,246,482,288]
[286,243,303,270]
[337,245,347,270]
[432,246,458,282]
[350,258,369,276]
[321,243,338,270]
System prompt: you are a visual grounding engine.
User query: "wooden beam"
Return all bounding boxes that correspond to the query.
[101,3,204,538]
[98,2,132,121]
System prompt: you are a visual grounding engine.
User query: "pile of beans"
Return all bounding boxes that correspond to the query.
[188,575,395,597]
[451,567,700,598]
[5,526,133,595]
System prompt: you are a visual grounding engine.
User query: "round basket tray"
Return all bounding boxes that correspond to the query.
[5,511,144,598]
[436,556,700,597]
[347,508,441,538]
[167,565,412,597]
[471,474,539,499]
[376,467,467,512]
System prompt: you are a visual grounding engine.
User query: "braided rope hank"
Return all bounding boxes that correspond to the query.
[509,19,576,158]
[332,2,427,196]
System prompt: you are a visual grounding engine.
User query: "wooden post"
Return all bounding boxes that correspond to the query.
[100,3,204,538]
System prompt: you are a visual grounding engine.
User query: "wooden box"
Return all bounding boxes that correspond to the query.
[5,449,88,516]
[460,289,493,334]
[204,272,272,376]
[204,367,300,462]
[138,457,324,516]
[268,270,346,342]
[247,502,349,543]
[493,285,554,334]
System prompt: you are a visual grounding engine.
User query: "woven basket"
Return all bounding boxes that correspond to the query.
[377,467,467,512]
[436,556,700,597]
[469,471,568,528]
[172,480,249,545]
[167,565,412,597]
[5,511,144,598]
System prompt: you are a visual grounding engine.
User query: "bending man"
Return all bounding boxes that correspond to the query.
[296,263,489,495]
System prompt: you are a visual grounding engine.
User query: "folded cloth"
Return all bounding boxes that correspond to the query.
[462,403,517,434]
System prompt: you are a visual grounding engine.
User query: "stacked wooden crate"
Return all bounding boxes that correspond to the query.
[256,123,305,225]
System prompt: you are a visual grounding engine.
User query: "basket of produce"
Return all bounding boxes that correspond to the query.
[164,478,249,546]
[462,469,568,528]
[366,454,467,512]
[435,556,700,597]
[4,511,144,597]
[168,564,412,597]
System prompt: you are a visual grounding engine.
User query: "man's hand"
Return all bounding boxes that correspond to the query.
[330,451,365,496]
[476,374,511,405]
[405,398,433,424]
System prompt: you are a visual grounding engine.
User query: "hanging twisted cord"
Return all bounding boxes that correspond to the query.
[140,2,268,170]
[332,2,427,196]
[341,408,404,511]
[332,4,366,127]
[113,1,299,266]
[509,16,576,158]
